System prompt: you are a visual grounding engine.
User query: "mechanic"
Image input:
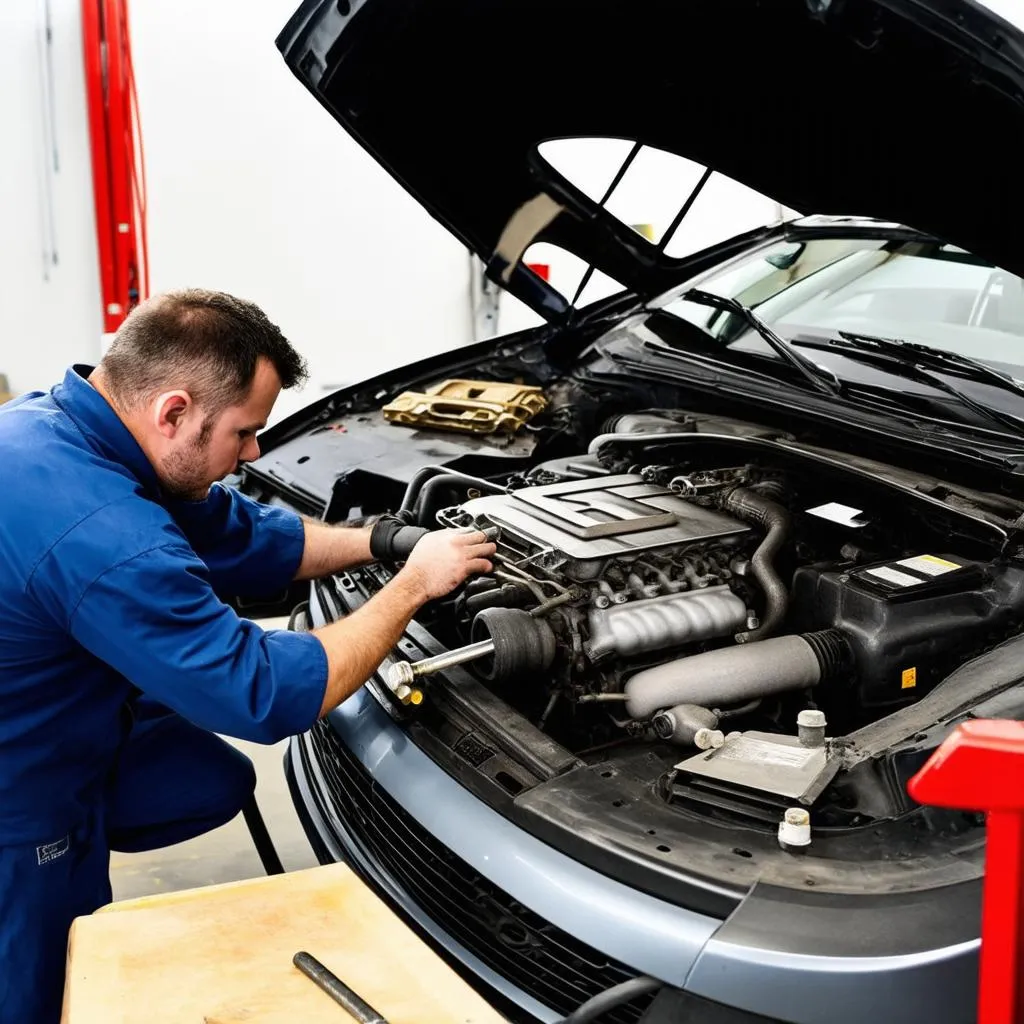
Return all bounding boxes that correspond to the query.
[0,289,496,1023]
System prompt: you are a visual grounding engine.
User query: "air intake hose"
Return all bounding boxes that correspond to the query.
[623,629,851,720]
[719,486,791,642]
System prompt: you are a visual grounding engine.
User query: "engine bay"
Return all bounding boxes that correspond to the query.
[247,360,1024,887]
[346,412,1024,849]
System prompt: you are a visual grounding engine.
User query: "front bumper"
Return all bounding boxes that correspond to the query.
[288,687,721,1022]
[287,686,980,1024]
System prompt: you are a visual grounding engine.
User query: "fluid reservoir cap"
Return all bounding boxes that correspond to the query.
[778,807,812,848]
[797,709,827,729]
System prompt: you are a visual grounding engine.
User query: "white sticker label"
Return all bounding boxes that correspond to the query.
[712,738,816,769]
[897,555,960,577]
[806,502,869,528]
[864,566,922,588]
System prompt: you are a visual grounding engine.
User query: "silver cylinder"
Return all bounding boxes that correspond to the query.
[585,585,747,661]
[624,634,823,719]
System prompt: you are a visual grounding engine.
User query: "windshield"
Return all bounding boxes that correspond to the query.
[658,235,1024,377]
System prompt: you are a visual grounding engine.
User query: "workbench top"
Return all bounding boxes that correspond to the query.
[61,862,508,1023]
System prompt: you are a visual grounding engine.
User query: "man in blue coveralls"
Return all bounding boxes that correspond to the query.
[0,288,496,1022]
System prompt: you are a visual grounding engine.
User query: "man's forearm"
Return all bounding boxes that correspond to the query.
[311,568,426,716]
[295,520,373,580]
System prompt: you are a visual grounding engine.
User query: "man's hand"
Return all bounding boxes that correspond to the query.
[397,529,496,601]
[311,527,496,717]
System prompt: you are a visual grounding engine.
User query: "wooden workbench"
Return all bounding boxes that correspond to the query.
[61,862,508,1023]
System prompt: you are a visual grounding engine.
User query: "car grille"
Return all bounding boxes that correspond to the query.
[307,720,656,1023]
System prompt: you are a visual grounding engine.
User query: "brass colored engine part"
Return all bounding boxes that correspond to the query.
[382,379,547,435]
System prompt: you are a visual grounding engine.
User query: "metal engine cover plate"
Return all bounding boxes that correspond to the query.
[675,731,836,802]
[459,474,749,577]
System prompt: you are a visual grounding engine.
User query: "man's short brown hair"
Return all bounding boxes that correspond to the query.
[101,289,308,411]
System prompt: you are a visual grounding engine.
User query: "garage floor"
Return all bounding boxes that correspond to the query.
[109,617,320,901]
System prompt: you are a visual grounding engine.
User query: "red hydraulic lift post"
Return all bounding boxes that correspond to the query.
[909,720,1024,1024]
[81,0,148,334]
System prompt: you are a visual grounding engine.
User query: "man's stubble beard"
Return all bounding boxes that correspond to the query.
[159,418,216,501]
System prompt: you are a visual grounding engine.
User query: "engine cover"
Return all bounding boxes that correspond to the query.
[458,473,750,579]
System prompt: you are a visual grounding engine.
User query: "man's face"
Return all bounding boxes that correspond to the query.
[158,358,282,501]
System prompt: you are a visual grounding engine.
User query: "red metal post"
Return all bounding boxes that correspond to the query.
[908,720,1024,1024]
[81,0,118,333]
[82,0,147,333]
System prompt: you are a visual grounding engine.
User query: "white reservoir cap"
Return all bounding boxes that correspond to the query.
[778,807,812,848]
[797,709,827,729]
[694,728,725,750]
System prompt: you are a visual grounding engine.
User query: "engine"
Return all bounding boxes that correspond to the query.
[385,448,1024,768]
[453,471,758,657]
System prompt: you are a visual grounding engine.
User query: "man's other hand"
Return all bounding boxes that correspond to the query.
[399,529,496,601]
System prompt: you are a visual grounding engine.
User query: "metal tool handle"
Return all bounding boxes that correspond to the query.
[293,951,389,1024]
[388,637,496,688]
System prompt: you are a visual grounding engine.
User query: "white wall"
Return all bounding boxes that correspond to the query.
[978,0,1023,25]
[128,0,475,424]
[0,0,477,423]
[0,0,103,397]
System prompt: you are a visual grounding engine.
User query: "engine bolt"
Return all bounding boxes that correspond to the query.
[594,595,611,609]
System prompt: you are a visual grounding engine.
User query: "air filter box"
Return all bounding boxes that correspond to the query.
[791,553,1024,707]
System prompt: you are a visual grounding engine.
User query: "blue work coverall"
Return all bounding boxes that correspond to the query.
[0,366,329,1022]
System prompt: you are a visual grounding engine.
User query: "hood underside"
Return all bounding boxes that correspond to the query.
[277,0,1024,318]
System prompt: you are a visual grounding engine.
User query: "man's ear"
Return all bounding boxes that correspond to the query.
[153,390,192,438]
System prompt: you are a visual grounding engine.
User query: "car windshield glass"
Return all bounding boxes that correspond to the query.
[656,235,1024,378]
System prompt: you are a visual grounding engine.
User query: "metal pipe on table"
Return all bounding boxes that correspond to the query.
[293,951,389,1024]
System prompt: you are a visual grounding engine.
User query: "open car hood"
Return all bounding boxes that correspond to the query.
[277,0,1024,320]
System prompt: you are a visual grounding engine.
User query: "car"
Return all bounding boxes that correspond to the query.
[235,1,1024,1021]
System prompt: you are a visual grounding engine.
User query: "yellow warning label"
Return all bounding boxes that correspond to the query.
[921,555,959,568]
[901,667,918,689]
[897,554,960,577]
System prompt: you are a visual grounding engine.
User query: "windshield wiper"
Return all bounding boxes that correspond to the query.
[681,289,843,397]
[791,331,1024,435]
[834,331,1024,396]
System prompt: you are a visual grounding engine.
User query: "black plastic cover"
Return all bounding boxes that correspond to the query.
[792,554,1024,708]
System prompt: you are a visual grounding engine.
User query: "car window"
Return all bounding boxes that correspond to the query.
[659,237,1024,374]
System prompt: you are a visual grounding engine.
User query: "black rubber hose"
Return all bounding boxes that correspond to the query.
[400,466,505,520]
[556,976,664,1024]
[287,600,310,632]
[412,472,504,527]
[721,486,790,643]
[399,466,449,513]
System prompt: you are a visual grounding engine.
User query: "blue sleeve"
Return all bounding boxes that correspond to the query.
[166,484,307,598]
[31,532,328,745]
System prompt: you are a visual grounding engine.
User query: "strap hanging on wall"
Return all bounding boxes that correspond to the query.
[82,0,148,334]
